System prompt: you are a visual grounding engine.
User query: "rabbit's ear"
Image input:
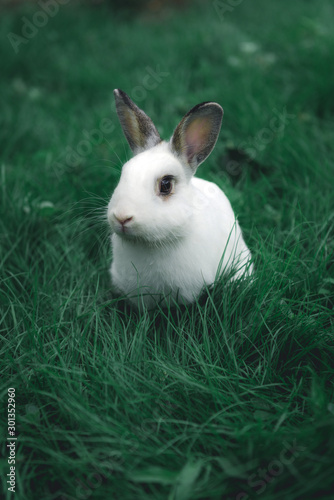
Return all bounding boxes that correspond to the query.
[114,89,161,155]
[170,102,223,173]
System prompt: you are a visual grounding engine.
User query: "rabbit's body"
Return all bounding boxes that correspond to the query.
[108,90,252,308]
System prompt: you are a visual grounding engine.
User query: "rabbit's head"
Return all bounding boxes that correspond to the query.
[107,89,223,245]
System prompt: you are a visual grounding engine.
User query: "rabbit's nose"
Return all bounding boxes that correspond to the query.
[114,214,133,226]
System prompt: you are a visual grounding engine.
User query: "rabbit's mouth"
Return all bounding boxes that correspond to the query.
[114,223,134,238]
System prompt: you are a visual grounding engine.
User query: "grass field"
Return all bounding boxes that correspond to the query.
[1,1,334,499]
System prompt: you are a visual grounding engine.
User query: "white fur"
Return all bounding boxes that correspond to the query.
[108,142,252,308]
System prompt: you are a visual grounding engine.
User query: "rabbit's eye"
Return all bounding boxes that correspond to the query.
[159,176,175,196]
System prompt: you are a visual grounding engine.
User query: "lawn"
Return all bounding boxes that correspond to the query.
[1,1,334,499]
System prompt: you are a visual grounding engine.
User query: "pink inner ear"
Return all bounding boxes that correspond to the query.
[184,117,211,162]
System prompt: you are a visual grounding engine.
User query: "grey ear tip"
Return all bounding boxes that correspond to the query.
[210,103,224,121]
[206,102,224,116]
[186,101,224,119]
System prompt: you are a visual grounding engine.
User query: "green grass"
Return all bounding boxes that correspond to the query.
[1,1,334,499]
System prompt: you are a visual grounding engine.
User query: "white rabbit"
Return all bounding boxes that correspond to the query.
[107,89,253,308]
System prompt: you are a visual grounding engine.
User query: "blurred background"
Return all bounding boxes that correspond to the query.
[1,0,333,197]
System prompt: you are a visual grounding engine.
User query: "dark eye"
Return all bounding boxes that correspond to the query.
[159,176,175,196]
